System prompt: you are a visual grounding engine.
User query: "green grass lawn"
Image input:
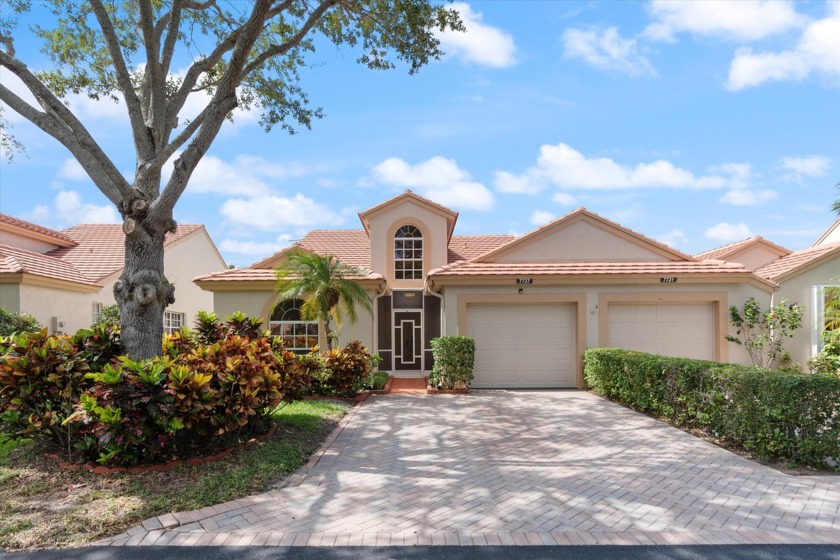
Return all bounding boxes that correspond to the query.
[0,399,349,551]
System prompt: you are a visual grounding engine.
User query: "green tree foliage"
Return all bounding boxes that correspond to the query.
[0,307,41,337]
[92,304,121,328]
[274,249,371,350]
[0,0,462,360]
[725,297,803,370]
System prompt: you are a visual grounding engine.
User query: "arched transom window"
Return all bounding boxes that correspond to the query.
[269,299,319,352]
[395,225,423,280]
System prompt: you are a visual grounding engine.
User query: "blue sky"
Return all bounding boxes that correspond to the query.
[1,0,838,267]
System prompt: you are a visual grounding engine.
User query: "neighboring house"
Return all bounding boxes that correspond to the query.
[696,220,840,369]
[196,190,813,389]
[0,214,226,335]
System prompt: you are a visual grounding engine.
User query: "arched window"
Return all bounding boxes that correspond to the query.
[269,299,319,352]
[394,225,423,280]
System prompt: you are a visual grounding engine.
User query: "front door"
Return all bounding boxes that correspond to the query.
[393,310,422,371]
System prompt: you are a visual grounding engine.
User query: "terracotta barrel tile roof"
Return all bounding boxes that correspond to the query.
[0,244,99,286]
[299,230,371,268]
[754,242,840,281]
[430,259,752,277]
[48,224,203,282]
[194,267,383,283]
[695,236,791,262]
[447,235,515,262]
[0,213,78,246]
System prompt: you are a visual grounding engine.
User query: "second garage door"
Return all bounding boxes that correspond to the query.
[466,304,576,388]
[607,302,715,360]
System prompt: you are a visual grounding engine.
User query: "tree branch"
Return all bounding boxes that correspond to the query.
[0,51,134,205]
[89,0,151,156]
[0,34,14,57]
[0,83,124,206]
[244,0,337,76]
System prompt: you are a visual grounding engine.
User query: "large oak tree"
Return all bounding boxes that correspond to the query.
[0,0,462,359]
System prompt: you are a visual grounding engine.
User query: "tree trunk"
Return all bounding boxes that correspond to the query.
[114,218,175,360]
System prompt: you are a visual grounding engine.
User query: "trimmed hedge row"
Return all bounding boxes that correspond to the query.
[583,348,840,468]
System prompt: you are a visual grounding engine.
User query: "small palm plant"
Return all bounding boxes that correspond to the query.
[274,249,371,350]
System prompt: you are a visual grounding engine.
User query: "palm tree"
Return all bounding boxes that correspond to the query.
[834,183,840,215]
[274,249,371,350]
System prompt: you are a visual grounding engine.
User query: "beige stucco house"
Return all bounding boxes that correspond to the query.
[0,213,226,335]
[697,221,840,368]
[196,191,837,388]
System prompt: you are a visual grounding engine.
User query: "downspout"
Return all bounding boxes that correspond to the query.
[371,277,390,371]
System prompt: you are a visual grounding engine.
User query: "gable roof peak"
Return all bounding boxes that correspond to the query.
[358,190,459,241]
[0,213,79,248]
[473,206,694,264]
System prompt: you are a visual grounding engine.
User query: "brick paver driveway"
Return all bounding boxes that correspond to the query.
[106,391,840,547]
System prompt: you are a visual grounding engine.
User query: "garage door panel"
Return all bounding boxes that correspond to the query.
[467,304,576,388]
[608,303,715,360]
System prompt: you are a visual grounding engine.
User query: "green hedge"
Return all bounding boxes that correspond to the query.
[429,336,475,390]
[583,348,840,468]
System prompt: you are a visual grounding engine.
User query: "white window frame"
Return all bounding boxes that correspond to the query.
[92,302,103,324]
[269,299,319,352]
[394,225,423,280]
[813,285,840,355]
[164,311,185,334]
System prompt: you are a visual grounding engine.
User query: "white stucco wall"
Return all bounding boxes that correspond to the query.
[728,246,783,271]
[367,201,450,289]
[0,284,22,314]
[494,221,671,263]
[18,283,98,334]
[775,257,840,370]
[0,230,59,254]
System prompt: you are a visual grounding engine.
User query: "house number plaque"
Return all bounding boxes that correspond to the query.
[660,277,678,283]
[516,278,533,284]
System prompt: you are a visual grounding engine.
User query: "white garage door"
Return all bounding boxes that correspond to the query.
[607,303,715,360]
[467,304,576,388]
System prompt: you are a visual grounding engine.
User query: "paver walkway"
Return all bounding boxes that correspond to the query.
[102,391,840,547]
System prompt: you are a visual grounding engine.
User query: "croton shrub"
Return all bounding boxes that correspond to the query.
[0,314,309,466]
[584,348,840,468]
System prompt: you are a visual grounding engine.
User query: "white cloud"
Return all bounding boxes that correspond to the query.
[656,228,688,247]
[726,7,840,90]
[720,188,777,205]
[530,210,555,225]
[219,234,294,256]
[495,143,742,194]
[220,194,343,231]
[644,0,805,42]
[780,155,832,180]
[705,222,753,241]
[372,156,495,211]
[437,2,518,68]
[57,158,88,181]
[495,170,542,194]
[175,154,315,197]
[563,27,656,76]
[552,192,578,206]
[28,190,119,225]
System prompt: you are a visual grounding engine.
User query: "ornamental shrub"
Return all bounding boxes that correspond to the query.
[69,357,184,465]
[808,330,840,376]
[368,370,389,391]
[0,313,312,467]
[429,336,475,390]
[725,297,803,370]
[0,307,41,337]
[322,340,373,396]
[584,348,840,468]
[0,329,91,447]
